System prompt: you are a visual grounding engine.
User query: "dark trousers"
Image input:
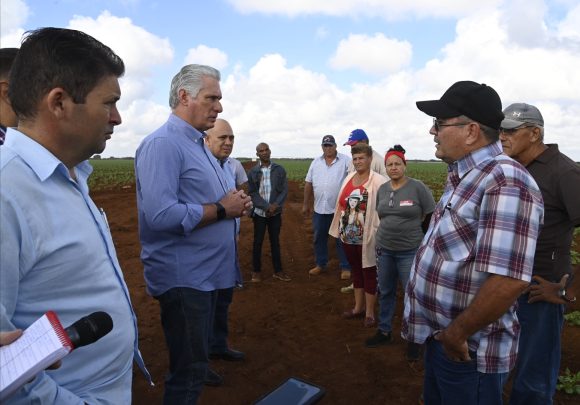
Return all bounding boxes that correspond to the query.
[156,287,217,405]
[509,295,565,405]
[210,287,234,353]
[312,212,350,269]
[424,339,507,405]
[252,214,282,273]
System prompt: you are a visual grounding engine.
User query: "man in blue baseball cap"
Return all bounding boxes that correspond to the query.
[344,129,387,177]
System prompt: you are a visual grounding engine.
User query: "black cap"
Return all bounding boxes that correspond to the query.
[416,81,504,130]
[321,135,336,145]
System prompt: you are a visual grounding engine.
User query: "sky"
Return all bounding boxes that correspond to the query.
[1,0,580,160]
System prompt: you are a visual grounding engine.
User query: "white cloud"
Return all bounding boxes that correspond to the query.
[217,5,580,160]
[503,0,549,47]
[107,99,169,158]
[226,0,502,20]
[184,45,228,70]
[0,0,29,46]
[4,1,580,161]
[329,33,412,75]
[557,3,580,39]
[64,11,175,157]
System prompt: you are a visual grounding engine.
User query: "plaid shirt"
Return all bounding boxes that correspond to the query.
[253,165,271,217]
[0,125,6,145]
[402,141,544,373]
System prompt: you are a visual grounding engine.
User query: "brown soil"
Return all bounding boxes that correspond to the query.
[91,182,580,405]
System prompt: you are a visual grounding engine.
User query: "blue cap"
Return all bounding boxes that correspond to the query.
[344,129,368,146]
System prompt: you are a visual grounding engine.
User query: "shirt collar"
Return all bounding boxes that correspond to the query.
[168,113,205,142]
[453,140,503,179]
[3,128,93,182]
[533,143,558,164]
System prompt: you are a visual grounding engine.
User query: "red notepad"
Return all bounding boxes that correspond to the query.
[0,311,73,400]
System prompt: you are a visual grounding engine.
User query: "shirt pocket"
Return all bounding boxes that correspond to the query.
[431,210,477,262]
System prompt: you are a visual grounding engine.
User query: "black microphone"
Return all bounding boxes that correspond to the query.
[64,312,113,349]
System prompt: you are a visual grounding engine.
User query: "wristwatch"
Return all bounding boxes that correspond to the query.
[215,202,226,221]
[559,288,577,303]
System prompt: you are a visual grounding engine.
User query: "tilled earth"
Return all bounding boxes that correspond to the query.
[91,181,580,404]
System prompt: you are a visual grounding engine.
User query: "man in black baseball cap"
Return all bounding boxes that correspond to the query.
[415,80,504,164]
[403,81,544,405]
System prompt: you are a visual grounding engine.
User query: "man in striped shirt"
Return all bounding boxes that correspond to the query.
[402,81,544,405]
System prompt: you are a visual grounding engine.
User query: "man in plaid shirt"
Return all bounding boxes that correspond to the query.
[402,81,544,405]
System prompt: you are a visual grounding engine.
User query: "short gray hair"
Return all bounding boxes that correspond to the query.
[169,64,220,109]
[537,125,545,141]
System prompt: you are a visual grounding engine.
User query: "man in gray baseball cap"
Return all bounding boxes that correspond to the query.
[500,103,580,405]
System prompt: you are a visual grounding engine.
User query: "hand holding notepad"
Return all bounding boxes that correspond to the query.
[0,311,72,401]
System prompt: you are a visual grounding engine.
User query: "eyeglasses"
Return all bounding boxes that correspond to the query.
[388,191,394,208]
[499,126,535,136]
[432,118,472,133]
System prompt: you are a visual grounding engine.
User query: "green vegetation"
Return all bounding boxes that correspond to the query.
[564,311,580,327]
[88,158,449,197]
[557,368,580,395]
[89,159,135,190]
[405,161,447,200]
[272,159,313,182]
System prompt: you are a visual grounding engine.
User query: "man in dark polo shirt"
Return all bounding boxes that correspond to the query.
[500,103,580,405]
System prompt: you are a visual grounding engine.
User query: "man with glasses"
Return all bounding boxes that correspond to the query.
[402,81,544,405]
[500,103,580,405]
[303,135,352,279]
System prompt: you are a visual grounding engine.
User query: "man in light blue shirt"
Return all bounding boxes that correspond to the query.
[228,157,248,189]
[205,118,246,364]
[302,135,352,279]
[135,65,251,404]
[0,28,150,404]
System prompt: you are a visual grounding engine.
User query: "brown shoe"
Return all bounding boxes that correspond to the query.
[308,266,324,276]
[273,272,291,282]
[364,317,377,328]
[250,272,261,282]
[340,269,351,280]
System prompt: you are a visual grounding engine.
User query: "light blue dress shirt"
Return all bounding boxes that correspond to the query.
[305,152,351,214]
[0,129,151,404]
[135,114,239,296]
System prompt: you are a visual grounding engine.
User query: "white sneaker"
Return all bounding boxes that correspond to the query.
[340,283,354,294]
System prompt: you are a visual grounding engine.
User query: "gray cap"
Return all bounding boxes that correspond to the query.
[501,103,544,129]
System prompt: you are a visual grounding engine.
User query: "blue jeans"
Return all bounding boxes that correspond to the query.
[424,339,507,405]
[509,295,565,405]
[156,287,217,405]
[210,287,233,354]
[253,214,282,273]
[312,212,350,270]
[376,247,416,333]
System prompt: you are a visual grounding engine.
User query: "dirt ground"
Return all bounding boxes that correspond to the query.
[91,181,580,405]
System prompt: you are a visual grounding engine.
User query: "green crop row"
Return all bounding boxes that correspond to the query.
[88,158,448,199]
